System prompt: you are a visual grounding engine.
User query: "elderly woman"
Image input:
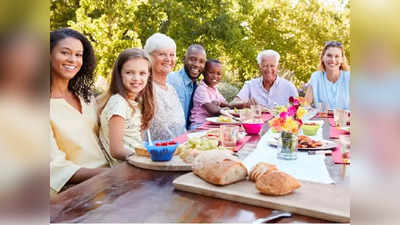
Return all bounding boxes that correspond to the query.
[50,28,111,193]
[231,50,298,108]
[143,33,186,141]
[305,41,350,110]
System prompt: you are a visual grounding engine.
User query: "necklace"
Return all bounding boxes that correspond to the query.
[154,80,168,90]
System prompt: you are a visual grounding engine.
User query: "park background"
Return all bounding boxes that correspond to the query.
[51,0,350,101]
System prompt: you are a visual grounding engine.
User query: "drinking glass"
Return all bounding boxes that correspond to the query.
[339,135,351,162]
[251,104,263,123]
[220,125,239,149]
[334,109,346,127]
[317,102,328,113]
[240,108,253,123]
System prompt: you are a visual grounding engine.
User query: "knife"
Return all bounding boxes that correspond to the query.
[252,210,292,223]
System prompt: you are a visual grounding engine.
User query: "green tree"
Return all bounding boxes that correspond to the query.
[50,0,350,90]
[50,0,80,30]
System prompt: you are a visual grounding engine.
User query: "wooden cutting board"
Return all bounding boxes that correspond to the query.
[173,173,350,223]
[127,155,192,171]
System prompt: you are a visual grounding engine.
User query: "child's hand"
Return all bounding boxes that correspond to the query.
[211,100,221,106]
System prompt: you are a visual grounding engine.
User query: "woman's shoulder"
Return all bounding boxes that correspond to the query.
[309,71,324,83]
[311,70,324,78]
[341,70,350,78]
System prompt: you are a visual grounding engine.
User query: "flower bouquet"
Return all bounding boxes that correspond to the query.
[268,97,307,160]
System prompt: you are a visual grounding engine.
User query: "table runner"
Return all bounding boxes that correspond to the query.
[331,146,350,164]
[327,118,350,139]
[242,130,335,184]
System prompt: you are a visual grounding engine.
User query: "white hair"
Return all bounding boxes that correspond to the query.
[256,50,280,65]
[143,33,176,55]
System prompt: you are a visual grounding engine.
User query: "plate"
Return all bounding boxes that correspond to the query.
[127,154,192,171]
[187,131,207,139]
[297,139,337,151]
[302,120,324,127]
[339,126,350,132]
[206,117,240,125]
[268,138,337,151]
[226,109,240,117]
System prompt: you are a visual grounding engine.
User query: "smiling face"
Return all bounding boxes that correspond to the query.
[322,47,343,71]
[51,37,83,80]
[151,48,176,76]
[259,55,278,83]
[121,58,150,99]
[184,48,206,79]
[204,62,222,88]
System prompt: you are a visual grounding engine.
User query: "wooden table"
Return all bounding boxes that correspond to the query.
[50,119,349,223]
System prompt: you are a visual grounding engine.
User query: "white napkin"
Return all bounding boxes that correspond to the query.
[243,130,335,184]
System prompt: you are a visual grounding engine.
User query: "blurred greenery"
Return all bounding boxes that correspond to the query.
[50,0,350,90]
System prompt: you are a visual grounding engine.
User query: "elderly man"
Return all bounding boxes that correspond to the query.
[167,44,206,129]
[231,50,298,108]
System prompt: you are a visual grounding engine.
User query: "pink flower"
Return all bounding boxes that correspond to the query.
[289,96,294,104]
[279,111,287,119]
[287,106,296,117]
[295,118,303,126]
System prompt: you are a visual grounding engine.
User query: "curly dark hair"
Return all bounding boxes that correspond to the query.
[50,28,96,103]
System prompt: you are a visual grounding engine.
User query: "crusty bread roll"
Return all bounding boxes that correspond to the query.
[249,162,278,182]
[180,149,201,163]
[192,150,248,185]
[135,147,150,157]
[255,171,301,196]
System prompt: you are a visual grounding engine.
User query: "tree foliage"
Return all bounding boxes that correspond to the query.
[50,0,350,88]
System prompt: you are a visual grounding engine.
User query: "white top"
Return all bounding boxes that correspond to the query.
[99,94,144,164]
[146,82,186,141]
[237,76,298,108]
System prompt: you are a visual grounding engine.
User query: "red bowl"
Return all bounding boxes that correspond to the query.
[241,123,263,135]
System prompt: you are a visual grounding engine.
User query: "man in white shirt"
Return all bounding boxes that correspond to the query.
[231,49,298,108]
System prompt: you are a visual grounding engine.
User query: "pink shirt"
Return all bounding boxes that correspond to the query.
[189,80,226,130]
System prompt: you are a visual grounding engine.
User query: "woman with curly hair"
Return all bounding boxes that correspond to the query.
[50,28,111,193]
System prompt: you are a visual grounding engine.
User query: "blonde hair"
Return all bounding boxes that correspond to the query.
[318,41,350,71]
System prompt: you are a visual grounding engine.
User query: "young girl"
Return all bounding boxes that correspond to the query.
[189,59,232,130]
[99,48,154,164]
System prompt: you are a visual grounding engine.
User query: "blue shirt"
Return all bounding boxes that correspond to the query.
[167,68,196,128]
[237,76,299,108]
[308,70,350,110]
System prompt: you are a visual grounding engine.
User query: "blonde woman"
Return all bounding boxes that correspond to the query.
[305,41,350,110]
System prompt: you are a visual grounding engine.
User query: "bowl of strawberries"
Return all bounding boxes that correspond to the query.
[145,140,178,162]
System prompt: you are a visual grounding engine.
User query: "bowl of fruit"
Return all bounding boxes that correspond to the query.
[145,140,178,162]
[301,122,321,136]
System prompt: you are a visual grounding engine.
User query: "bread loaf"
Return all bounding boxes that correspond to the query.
[180,149,201,163]
[255,171,301,196]
[192,150,248,185]
[249,162,277,182]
